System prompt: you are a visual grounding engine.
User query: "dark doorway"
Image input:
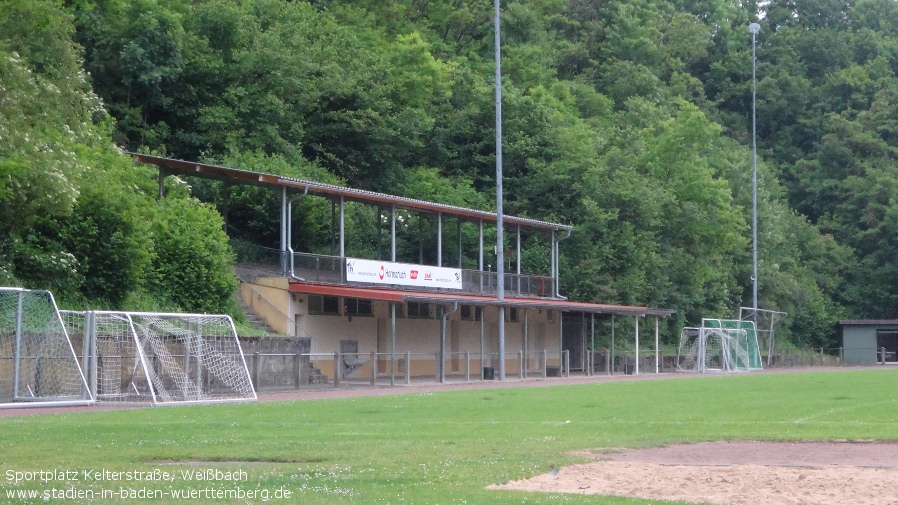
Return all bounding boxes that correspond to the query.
[876,330,898,362]
[562,314,586,371]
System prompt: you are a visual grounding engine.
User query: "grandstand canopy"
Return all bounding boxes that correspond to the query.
[131,152,572,233]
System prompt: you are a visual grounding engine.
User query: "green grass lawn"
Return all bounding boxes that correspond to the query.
[2,369,898,504]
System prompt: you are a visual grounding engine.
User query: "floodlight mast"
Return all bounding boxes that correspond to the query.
[494,0,506,380]
[750,22,760,315]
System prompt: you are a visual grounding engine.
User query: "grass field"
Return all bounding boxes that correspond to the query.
[2,368,898,504]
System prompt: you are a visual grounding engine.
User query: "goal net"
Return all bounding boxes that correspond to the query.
[0,288,91,406]
[676,319,763,373]
[739,307,788,367]
[60,311,256,405]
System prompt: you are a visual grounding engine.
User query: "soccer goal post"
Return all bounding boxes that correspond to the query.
[0,288,92,407]
[676,318,763,373]
[60,311,256,405]
[739,307,788,367]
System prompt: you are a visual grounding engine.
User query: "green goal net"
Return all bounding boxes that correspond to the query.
[677,318,762,373]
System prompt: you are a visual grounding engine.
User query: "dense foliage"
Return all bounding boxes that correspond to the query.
[0,0,237,313]
[5,0,898,346]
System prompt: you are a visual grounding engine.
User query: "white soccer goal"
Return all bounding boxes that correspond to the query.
[676,318,763,373]
[60,311,256,405]
[676,327,701,372]
[0,288,92,407]
[739,307,788,367]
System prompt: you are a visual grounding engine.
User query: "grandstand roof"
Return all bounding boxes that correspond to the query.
[131,153,573,233]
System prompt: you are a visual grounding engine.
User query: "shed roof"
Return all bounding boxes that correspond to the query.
[839,319,898,326]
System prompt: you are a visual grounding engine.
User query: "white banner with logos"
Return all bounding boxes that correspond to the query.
[345,258,463,289]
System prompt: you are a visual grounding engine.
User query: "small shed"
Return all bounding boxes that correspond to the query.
[840,320,898,365]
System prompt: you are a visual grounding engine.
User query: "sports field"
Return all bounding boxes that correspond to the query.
[2,368,897,504]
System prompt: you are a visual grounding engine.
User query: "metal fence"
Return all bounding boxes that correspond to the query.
[763,347,844,367]
[285,250,557,297]
[246,350,568,391]
[241,346,868,392]
[580,349,678,376]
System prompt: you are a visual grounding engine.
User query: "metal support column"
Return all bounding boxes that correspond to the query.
[339,196,345,259]
[558,311,564,375]
[550,230,556,292]
[555,229,571,298]
[81,311,92,399]
[390,303,396,386]
[196,321,203,391]
[478,220,484,292]
[12,291,24,398]
[516,225,521,294]
[654,317,660,374]
[287,187,309,279]
[157,168,167,199]
[222,183,229,234]
[611,315,616,375]
[457,218,462,268]
[590,313,595,377]
[419,215,424,264]
[376,207,382,260]
[391,206,397,262]
[89,311,98,398]
[523,310,528,378]
[330,201,336,256]
[634,316,640,375]
[480,312,485,380]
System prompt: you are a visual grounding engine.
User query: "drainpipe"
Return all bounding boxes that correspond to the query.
[555,228,572,299]
[286,186,309,281]
[280,187,288,275]
[439,302,460,383]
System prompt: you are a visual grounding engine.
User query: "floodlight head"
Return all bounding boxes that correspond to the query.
[749,23,761,34]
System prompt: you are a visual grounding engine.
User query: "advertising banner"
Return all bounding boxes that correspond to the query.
[345,258,463,290]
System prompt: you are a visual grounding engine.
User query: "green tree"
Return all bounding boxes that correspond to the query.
[0,0,108,295]
[572,99,746,335]
[75,0,188,148]
[58,0,888,346]
[148,196,237,313]
[61,153,154,306]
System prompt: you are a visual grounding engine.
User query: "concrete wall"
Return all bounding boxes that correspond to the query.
[239,278,292,334]
[238,336,315,388]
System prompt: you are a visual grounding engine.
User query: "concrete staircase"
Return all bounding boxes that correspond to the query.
[308,367,329,384]
[236,293,279,335]
[234,283,329,387]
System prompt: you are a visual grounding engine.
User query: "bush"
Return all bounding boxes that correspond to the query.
[148,196,237,313]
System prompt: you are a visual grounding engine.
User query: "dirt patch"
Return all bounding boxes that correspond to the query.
[490,441,898,505]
